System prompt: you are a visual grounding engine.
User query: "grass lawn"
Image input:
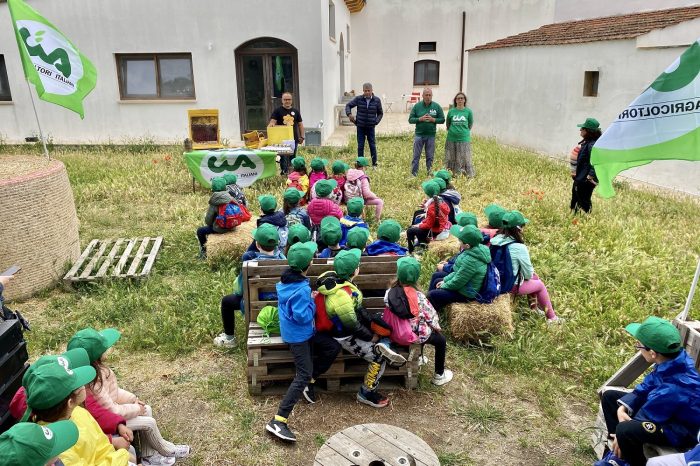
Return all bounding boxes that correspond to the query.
[2,133,699,465]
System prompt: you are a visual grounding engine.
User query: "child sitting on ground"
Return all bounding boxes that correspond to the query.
[340,197,370,247]
[597,317,700,466]
[330,161,349,202]
[286,157,309,205]
[223,173,247,207]
[365,220,408,257]
[482,203,507,241]
[0,417,80,466]
[385,256,453,386]
[345,157,384,221]
[196,177,234,259]
[286,223,312,255]
[67,328,190,463]
[266,241,320,442]
[215,224,285,347]
[316,248,406,408]
[344,227,370,255]
[248,194,288,252]
[427,224,490,312]
[307,180,344,227]
[308,158,328,197]
[406,180,451,254]
[317,216,344,258]
[283,188,311,230]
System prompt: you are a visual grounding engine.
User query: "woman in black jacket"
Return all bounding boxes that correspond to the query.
[571,118,602,213]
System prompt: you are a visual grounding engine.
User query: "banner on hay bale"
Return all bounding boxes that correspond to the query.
[183,149,277,188]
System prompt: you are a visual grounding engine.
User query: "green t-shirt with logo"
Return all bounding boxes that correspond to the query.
[408,101,445,137]
[446,107,474,142]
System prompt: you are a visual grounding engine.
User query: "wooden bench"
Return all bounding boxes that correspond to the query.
[243,256,421,395]
[592,318,700,459]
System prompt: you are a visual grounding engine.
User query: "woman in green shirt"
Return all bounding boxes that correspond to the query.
[445,92,475,177]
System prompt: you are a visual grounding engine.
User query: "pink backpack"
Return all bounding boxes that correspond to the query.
[382,307,417,346]
[344,178,362,201]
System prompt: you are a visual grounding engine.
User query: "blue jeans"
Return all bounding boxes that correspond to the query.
[427,288,471,311]
[412,136,435,176]
[196,225,216,248]
[357,126,377,165]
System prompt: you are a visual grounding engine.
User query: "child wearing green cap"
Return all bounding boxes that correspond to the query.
[266,241,319,442]
[346,159,384,220]
[365,220,407,257]
[307,179,344,227]
[286,157,309,205]
[572,117,601,214]
[428,212,485,291]
[308,158,329,196]
[318,216,344,258]
[344,227,370,255]
[385,256,453,386]
[316,249,406,408]
[196,176,235,259]
[427,224,491,311]
[216,224,286,347]
[250,194,288,251]
[406,180,451,254]
[223,173,248,207]
[490,210,561,324]
[0,419,80,466]
[286,223,312,255]
[481,203,507,241]
[339,197,370,247]
[330,160,349,201]
[434,170,462,225]
[283,188,312,230]
[597,316,700,466]
[67,328,190,462]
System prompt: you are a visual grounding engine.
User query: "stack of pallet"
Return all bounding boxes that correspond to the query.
[0,320,28,433]
[243,257,421,395]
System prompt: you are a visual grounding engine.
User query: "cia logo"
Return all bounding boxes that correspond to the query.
[42,426,54,440]
[643,422,657,433]
[57,356,74,375]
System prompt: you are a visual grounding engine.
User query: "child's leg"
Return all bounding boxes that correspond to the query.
[424,332,446,375]
[362,360,386,392]
[429,271,449,291]
[196,226,215,248]
[515,277,556,319]
[336,336,382,364]
[427,288,469,312]
[311,333,341,380]
[364,197,383,221]
[277,341,313,419]
[127,412,179,457]
[220,294,242,335]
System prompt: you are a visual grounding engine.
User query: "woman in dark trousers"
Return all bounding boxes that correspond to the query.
[571,117,601,213]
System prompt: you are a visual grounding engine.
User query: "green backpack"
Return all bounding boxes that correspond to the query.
[257,305,280,337]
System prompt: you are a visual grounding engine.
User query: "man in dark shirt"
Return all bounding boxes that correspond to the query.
[269,92,305,175]
[345,83,383,167]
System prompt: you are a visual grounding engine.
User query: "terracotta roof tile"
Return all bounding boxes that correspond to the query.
[471,5,700,51]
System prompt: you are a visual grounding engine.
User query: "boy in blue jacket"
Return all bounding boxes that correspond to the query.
[266,241,318,442]
[597,316,700,466]
[339,197,370,247]
[365,220,407,257]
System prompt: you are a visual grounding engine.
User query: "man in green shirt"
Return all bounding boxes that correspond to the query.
[408,88,445,176]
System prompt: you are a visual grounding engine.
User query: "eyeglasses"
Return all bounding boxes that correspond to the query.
[635,345,651,351]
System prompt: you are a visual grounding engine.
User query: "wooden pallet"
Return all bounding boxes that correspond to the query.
[63,237,163,283]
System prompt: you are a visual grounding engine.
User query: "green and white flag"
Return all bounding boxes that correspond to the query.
[183,149,278,188]
[8,0,96,118]
[591,39,700,198]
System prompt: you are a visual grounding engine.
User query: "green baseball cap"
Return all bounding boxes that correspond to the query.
[433,169,452,182]
[422,180,440,197]
[334,248,361,280]
[67,327,122,363]
[314,179,338,198]
[287,241,317,271]
[25,359,96,411]
[0,420,79,466]
[397,256,421,285]
[332,160,349,175]
[258,194,277,213]
[253,223,280,249]
[283,187,304,204]
[450,224,483,247]
[211,177,227,192]
[320,216,342,246]
[432,177,447,192]
[484,203,507,228]
[378,219,401,243]
[456,212,478,227]
[626,316,682,354]
[346,197,365,216]
[577,117,600,130]
[310,158,328,171]
[22,348,91,389]
[291,157,306,171]
[356,157,370,167]
[288,223,311,245]
[346,227,370,249]
[223,174,237,185]
[502,210,529,228]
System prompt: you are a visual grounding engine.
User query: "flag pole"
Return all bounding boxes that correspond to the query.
[680,258,700,322]
[25,78,50,161]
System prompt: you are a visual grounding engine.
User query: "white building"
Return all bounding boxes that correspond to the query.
[467,5,700,195]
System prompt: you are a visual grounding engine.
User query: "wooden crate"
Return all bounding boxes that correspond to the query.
[63,237,163,283]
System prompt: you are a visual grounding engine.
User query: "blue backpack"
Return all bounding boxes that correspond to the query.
[475,262,501,304]
[490,243,517,294]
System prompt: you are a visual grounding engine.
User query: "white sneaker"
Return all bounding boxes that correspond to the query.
[532,308,545,316]
[374,341,407,366]
[434,230,450,241]
[418,355,429,367]
[213,333,236,347]
[431,369,454,386]
[172,444,191,458]
[142,453,176,466]
[547,316,564,325]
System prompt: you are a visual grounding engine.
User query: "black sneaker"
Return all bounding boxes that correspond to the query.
[302,384,317,404]
[356,389,389,408]
[265,419,297,442]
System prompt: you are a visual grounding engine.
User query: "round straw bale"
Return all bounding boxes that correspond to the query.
[427,235,460,259]
[206,216,258,263]
[447,294,513,344]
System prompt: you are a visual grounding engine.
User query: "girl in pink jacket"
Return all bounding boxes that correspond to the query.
[345,157,384,221]
[68,327,190,465]
[308,157,328,198]
[307,179,344,225]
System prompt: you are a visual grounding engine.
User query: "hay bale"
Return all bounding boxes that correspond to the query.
[427,235,460,259]
[206,217,258,263]
[447,294,513,344]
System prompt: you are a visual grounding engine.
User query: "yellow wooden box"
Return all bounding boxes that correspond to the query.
[266,125,294,145]
[188,109,223,149]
